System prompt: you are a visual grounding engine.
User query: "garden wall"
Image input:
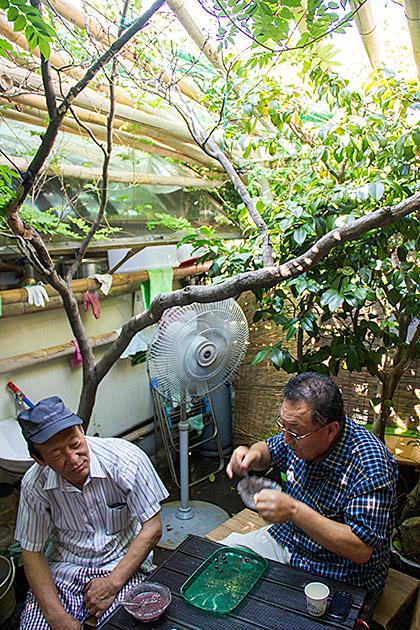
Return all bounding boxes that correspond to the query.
[233,292,420,447]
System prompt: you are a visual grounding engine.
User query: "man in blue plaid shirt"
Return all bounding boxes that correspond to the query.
[226,372,398,593]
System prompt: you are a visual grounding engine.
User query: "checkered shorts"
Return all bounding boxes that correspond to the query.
[19,565,150,629]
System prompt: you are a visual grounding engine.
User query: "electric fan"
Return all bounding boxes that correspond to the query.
[147,298,249,548]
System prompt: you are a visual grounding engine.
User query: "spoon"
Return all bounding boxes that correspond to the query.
[117,599,142,609]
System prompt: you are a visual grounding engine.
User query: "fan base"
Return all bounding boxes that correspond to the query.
[158,500,229,549]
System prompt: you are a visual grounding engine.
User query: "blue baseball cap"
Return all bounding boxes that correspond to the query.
[18,396,83,444]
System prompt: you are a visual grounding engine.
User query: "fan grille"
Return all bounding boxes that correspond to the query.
[147,299,249,401]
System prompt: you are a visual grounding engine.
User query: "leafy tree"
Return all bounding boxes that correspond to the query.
[0,0,419,437]
[190,65,420,442]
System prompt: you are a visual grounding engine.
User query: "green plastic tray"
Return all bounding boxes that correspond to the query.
[180,546,268,614]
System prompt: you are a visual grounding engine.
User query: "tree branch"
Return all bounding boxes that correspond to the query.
[31,0,57,120]
[168,88,274,267]
[76,191,420,420]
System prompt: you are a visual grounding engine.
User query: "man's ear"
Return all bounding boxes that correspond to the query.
[326,421,340,438]
[32,453,46,467]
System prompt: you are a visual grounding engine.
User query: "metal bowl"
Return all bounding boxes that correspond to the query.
[237,476,282,510]
[120,582,172,621]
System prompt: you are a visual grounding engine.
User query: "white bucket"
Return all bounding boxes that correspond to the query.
[0,555,15,624]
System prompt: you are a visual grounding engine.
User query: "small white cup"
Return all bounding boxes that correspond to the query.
[304,582,330,617]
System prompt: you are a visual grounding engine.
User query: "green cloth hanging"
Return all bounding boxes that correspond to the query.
[129,268,174,365]
[141,268,174,309]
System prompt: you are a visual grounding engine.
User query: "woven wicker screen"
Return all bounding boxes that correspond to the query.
[233,292,420,446]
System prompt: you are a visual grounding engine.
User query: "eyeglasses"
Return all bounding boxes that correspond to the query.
[275,416,327,442]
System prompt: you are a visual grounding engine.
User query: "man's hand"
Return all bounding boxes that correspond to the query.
[226,441,273,479]
[226,446,251,478]
[254,489,296,523]
[47,610,82,630]
[84,576,117,618]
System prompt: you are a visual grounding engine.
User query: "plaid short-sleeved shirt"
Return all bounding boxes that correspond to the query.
[266,417,398,593]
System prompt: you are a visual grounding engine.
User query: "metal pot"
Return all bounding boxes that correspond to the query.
[56,258,108,279]
[0,555,15,624]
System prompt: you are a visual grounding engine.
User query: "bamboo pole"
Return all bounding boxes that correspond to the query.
[349,0,382,70]
[2,91,219,166]
[0,261,212,372]
[42,0,200,101]
[0,331,119,374]
[404,0,420,77]
[0,153,224,188]
[0,61,196,145]
[167,0,277,136]
[0,107,198,166]
[0,282,141,317]
[0,103,222,170]
[166,0,225,75]
[0,262,212,305]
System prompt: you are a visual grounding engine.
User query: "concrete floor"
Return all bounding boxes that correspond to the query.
[153,449,245,565]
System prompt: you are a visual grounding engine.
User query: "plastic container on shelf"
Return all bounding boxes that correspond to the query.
[176,244,206,265]
[107,245,178,273]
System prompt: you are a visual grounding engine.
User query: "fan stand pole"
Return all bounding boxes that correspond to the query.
[177,403,193,520]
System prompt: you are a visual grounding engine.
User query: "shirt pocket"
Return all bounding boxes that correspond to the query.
[104,504,130,534]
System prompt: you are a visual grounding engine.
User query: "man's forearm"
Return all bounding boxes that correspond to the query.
[255,490,373,564]
[291,500,373,564]
[84,512,163,618]
[107,512,162,590]
[21,550,78,629]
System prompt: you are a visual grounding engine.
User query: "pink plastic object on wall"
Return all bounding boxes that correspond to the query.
[69,340,82,368]
[68,340,94,369]
[83,290,100,319]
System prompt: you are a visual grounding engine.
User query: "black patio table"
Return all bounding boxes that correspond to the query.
[97,534,374,630]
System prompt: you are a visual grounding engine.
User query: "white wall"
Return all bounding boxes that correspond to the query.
[0,292,154,437]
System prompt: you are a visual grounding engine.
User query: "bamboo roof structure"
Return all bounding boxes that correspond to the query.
[0,0,417,234]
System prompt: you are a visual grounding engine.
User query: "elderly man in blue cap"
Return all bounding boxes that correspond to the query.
[14,396,168,630]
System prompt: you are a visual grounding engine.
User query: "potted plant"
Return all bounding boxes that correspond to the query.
[391,434,420,579]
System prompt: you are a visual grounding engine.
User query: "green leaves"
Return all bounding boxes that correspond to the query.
[320,288,344,311]
[2,0,56,57]
[252,347,271,365]
[368,180,385,201]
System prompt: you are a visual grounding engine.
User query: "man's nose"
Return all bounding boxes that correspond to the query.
[283,431,295,445]
[65,448,79,463]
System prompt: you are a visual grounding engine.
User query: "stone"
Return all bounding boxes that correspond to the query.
[0,484,19,554]
[400,517,420,561]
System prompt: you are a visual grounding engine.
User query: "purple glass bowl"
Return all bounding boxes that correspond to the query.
[237,475,282,510]
[120,582,172,621]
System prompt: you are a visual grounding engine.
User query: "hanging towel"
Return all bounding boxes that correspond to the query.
[141,268,174,309]
[118,268,174,360]
[93,273,113,295]
[83,290,100,319]
[131,268,174,358]
[25,283,49,307]
[188,413,204,435]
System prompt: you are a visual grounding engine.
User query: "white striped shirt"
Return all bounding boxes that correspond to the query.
[14,436,169,582]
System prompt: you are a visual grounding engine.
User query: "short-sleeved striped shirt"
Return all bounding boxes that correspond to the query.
[266,416,398,593]
[14,436,169,583]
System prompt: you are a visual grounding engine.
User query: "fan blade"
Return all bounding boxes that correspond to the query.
[147,299,249,401]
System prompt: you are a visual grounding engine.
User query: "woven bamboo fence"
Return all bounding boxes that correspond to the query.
[233,292,420,446]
